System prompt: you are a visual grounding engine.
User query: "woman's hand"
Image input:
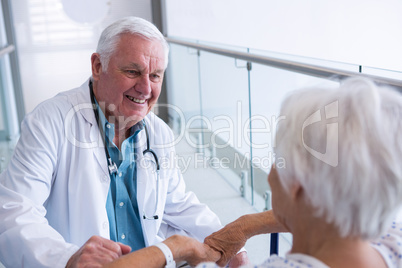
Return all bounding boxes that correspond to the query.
[204,218,248,267]
[164,235,221,267]
[205,211,286,267]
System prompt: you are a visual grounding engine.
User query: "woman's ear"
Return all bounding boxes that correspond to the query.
[290,181,303,201]
[91,53,102,81]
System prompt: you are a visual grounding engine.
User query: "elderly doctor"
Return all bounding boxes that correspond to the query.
[0,17,247,267]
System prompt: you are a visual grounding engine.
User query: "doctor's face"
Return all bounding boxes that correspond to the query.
[91,33,165,129]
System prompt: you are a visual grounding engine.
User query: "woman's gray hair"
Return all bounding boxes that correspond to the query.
[275,77,402,239]
[96,17,169,71]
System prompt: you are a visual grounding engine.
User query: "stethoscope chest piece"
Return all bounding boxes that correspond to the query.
[107,158,118,174]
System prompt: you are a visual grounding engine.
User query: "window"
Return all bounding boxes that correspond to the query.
[27,0,95,47]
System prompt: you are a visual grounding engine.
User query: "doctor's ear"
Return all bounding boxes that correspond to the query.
[91,53,102,81]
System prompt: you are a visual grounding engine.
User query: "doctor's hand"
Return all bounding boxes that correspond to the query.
[164,235,221,267]
[66,236,131,268]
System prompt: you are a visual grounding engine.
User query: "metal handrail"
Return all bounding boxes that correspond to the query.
[0,44,15,58]
[167,38,402,89]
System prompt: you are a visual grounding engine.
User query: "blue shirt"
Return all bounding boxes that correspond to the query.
[95,99,146,252]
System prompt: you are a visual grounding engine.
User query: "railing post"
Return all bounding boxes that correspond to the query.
[0,157,5,173]
[264,190,279,255]
[209,146,218,168]
[270,233,279,255]
[264,190,271,211]
[240,170,248,198]
[197,132,204,154]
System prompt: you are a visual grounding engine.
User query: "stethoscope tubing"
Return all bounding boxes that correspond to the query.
[89,81,160,220]
[142,124,160,220]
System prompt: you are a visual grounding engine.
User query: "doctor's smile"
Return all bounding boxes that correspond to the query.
[126,95,146,104]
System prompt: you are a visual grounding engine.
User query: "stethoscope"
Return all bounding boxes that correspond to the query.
[89,81,161,220]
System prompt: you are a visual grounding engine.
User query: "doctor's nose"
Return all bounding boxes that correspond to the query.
[134,75,152,97]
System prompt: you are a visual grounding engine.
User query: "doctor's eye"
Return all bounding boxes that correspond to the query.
[124,69,140,77]
[150,73,162,82]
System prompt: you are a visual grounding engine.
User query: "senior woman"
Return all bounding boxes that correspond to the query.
[203,77,402,268]
[104,77,402,268]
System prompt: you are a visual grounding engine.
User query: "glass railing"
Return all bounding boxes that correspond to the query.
[0,0,22,174]
[0,53,20,173]
[164,37,402,255]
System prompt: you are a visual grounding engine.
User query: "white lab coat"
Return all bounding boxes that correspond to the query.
[0,80,222,268]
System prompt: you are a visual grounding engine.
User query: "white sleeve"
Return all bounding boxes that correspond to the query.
[196,262,221,268]
[0,103,78,268]
[196,262,255,268]
[371,221,402,268]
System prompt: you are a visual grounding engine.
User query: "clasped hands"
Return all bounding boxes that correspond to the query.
[168,216,249,267]
[165,230,248,268]
[65,222,248,268]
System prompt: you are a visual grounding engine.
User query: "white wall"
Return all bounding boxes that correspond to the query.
[165,0,402,72]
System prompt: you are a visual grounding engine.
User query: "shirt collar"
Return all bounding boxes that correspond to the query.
[93,97,144,141]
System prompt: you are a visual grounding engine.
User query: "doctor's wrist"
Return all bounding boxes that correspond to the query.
[163,235,189,262]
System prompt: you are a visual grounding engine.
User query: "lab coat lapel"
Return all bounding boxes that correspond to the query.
[136,128,159,246]
[89,117,108,178]
[92,140,108,178]
[70,79,109,178]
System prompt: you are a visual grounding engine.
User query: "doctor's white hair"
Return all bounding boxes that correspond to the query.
[275,77,402,239]
[96,16,169,72]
